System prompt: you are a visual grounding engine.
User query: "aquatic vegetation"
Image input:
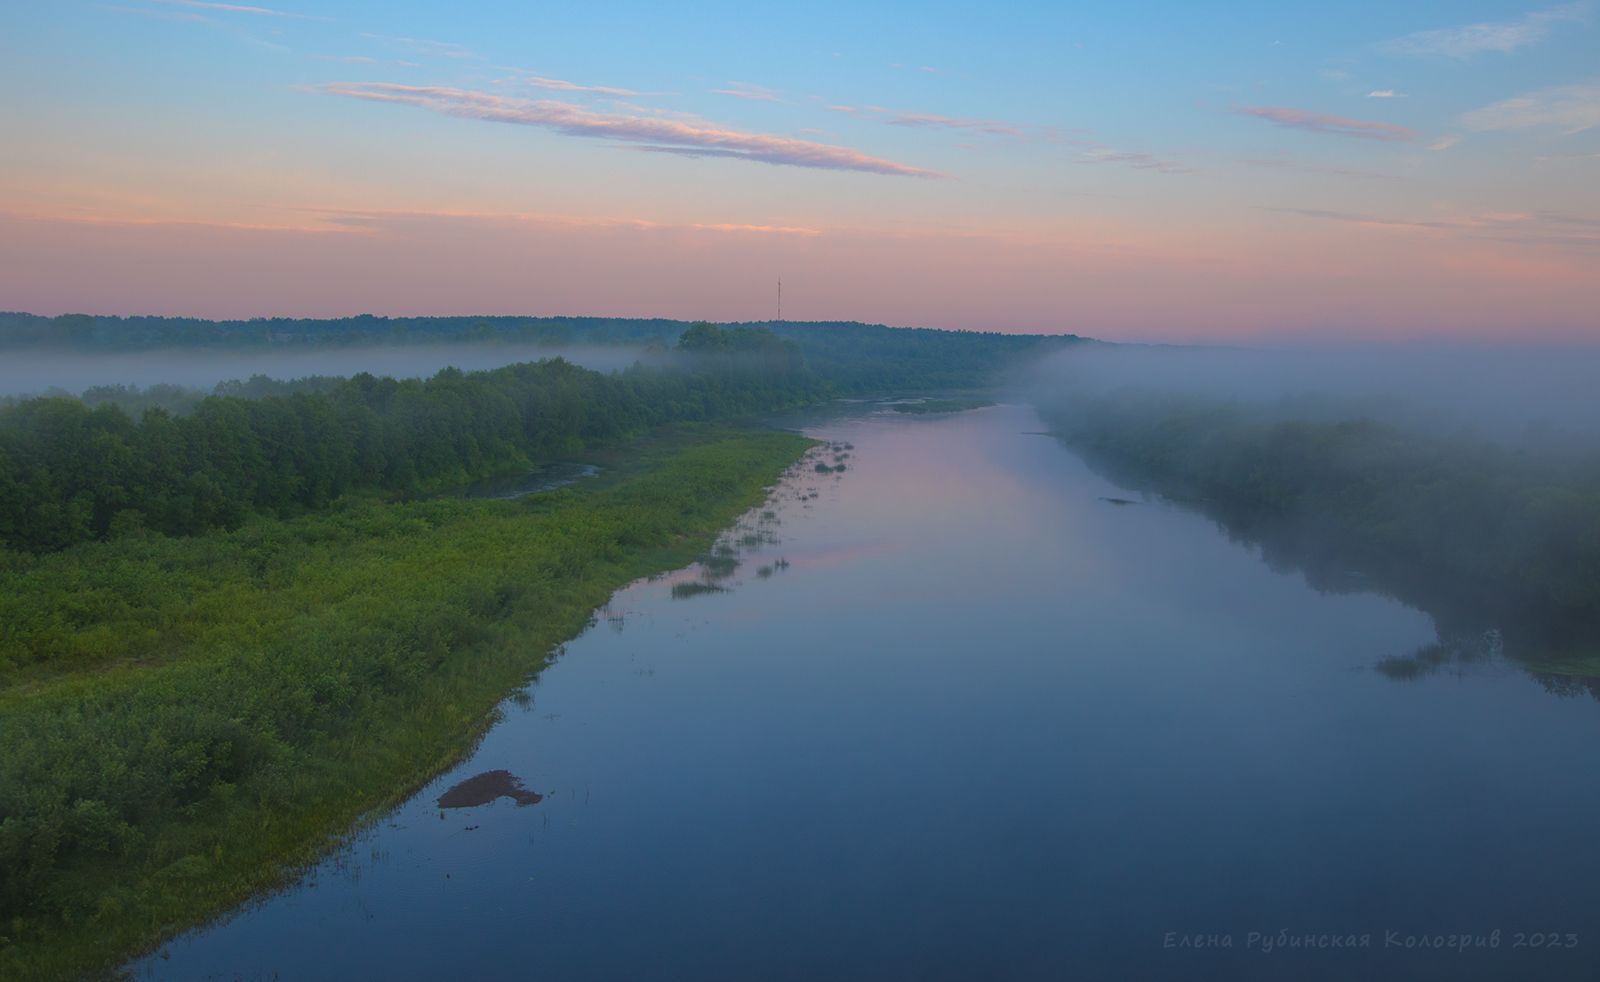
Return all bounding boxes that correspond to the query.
[700,545,741,580]
[672,581,730,599]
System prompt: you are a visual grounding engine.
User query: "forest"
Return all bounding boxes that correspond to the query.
[0,325,822,555]
[1040,387,1600,662]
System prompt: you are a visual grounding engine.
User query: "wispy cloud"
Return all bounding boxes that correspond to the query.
[360,33,478,60]
[1232,105,1416,141]
[828,104,1026,138]
[1376,2,1590,59]
[885,112,1023,138]
[151,0,326,18]
[714,82,782,102]
[302,207,826,237]
[1271,206,1600,251]
[1366,89,1405,99]
[513,74,640,98]
[1459,81,1600,134]
[318,83,940,177]
[1076,147,1189,173]
[1243,157,1400,180]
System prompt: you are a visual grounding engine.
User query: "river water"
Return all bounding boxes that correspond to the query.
[131,404,1600,980]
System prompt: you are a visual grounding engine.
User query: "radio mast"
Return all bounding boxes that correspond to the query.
[776,277,783,322]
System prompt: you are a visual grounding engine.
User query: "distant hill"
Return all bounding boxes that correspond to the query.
[0,312,1097,394]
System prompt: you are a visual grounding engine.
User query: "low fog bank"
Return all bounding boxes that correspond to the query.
[1021,342,1600,655]
[1024,343,1600,448]
[0,343,670,400]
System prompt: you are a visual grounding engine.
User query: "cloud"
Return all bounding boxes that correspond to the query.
[318,82,940,177]
[1232,105,1416,141]
[828,104,1027,139]
[302,207,825,237]
[1459,81,1600,134]
[1366,89,1405,99]
[151,0,324,16]
[1076,147,1189,173]
[360,33,478,60]
[1243,157,1400,180]
[885,112,1024,138]
[714,82,782,102]
[1377,2,1589,59]
[514,74,640,98]
[1271,206,1600,252]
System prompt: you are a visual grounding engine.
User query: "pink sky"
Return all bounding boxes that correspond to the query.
[5,209,1595,341]
[2,1,1597,341]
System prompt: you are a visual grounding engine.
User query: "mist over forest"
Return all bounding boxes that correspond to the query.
[0,344,676,401]
[1024,342,1600,448]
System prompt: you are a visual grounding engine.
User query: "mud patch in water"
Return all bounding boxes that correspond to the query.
[436,770,544,809]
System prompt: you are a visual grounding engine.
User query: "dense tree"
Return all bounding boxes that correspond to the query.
[0,342,823,553]
[1041,388,1600,651]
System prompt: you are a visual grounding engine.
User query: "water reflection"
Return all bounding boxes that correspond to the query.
[1058,435,1598,690]
[436,770,545,809]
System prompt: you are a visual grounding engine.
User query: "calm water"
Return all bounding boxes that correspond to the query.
[132,405,1600,981]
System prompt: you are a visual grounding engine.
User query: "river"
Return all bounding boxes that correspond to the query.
[130,403,1600,980]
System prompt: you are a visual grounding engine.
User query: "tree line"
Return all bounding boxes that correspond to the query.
[0,325,820,554]
[1041,388,1600,653]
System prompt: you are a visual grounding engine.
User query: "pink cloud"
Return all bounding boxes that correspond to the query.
[886,112,1023,138]
[1232,106,1417,142]
[1077,148,1189,173]
[514,74,640,98]
[829,104,1028,139]
[714,82,782,102]
[320,82,940,177]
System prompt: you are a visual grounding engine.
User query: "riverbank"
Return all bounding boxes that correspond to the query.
[1036,393,1600,672]
[0,425,812,981]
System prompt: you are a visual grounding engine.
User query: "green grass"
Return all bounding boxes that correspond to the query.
[0,426,812,981]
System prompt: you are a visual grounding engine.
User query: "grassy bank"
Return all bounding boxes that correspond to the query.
[0,426,811,980]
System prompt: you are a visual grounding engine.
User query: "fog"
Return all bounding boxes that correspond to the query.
[0,343,669,400]
[1024,342,1600,447]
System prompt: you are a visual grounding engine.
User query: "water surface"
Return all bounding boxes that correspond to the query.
[132,404,1600,981]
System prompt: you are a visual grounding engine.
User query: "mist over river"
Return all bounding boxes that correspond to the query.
[131,404,1600,981]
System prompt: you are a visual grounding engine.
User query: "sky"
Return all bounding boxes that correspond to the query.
[1,0,1597,342]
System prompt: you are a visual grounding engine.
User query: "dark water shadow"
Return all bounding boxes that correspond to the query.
[436,770,544,809]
